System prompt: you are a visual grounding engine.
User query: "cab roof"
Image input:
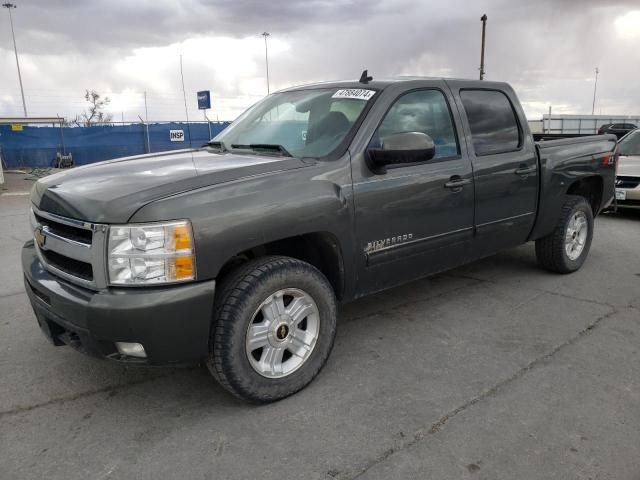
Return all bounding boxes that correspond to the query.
[277,76,510,93]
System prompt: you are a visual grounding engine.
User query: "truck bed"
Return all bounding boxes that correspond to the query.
[529,133,617,241]
[533,133,615,147]
[532,133,594,142]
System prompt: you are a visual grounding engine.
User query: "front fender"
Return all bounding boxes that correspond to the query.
[129,157,355,287]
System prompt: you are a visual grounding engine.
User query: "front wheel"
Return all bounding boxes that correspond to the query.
[207,256,337,403]
[535,195,594,274]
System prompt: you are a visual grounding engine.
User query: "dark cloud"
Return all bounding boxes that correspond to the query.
[1,0,639,120]
[8,0,385,54]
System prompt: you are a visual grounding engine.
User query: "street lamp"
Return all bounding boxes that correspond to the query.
[2,2,27,116]
[262,31,270,94]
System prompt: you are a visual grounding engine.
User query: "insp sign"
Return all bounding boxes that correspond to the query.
[170,130,185,142]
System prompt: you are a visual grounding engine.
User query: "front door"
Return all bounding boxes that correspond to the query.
[351,87,475,296]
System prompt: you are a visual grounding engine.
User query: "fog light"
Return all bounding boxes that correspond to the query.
[115,342,147,358]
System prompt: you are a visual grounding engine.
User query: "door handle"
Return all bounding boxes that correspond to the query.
[444,177,471,190]
[515,165,536,177]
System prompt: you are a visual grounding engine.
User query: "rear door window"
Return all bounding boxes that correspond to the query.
[460,90,521,156]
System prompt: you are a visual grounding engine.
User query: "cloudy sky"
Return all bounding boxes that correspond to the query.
[1,0,639,122]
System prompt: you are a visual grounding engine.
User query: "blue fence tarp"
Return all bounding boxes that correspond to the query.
[0,122,230,168]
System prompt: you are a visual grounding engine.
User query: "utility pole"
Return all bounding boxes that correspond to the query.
[143,91,150,153]
[144,91,149,124]
[591,67,599,115]
[479,14,487,80]
[2,3,27,116]
[204,112,212,140]
[179,54,192,147]
[262,32,270,94]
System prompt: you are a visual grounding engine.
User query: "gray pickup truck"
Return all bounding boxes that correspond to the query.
[23,76,617,402]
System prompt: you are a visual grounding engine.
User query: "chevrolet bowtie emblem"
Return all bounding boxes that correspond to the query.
[35,227,47,250]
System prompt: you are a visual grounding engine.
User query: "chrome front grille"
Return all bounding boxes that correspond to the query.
[33,211,93,244]
[30,207,109,289]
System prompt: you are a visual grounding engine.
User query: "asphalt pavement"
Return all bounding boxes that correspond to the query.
[1,172,639,479]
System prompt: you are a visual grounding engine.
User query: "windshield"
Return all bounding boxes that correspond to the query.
[212,87,376,158]
[618,130,640,156]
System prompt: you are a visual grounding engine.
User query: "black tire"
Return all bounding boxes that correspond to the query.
[206,256,337,403]
[535,195,594,274]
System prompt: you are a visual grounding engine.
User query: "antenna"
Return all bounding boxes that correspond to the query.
[359,69,373,84]
[479,14,487,80]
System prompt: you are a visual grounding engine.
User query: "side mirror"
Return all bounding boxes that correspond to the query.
[368,132,436,174]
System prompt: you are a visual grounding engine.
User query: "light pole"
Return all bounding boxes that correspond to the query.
[2,2,27,116]
[262,31,270,94]
[591,67,599,115]
[179,54,192,148]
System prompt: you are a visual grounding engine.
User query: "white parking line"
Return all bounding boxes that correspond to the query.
[0,192,31,196]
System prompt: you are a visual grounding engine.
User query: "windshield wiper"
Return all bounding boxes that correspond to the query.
[206,140,228,152]
[230,143,293,157]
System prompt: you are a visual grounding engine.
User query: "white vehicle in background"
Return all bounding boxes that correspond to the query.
[615,129,640,207]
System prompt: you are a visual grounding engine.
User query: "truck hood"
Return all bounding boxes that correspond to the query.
[618,155,640,177]
[31,148,307,223]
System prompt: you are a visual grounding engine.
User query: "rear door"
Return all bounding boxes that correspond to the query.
[448,83,538,254]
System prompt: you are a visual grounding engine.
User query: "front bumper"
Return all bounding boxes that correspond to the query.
[616,186,640,206]
[22,240,215,365]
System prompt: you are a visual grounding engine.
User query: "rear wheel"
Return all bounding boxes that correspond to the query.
[207,256,337,403]
[535,195,594,274]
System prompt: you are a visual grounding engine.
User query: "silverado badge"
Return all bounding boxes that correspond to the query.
[365,234,413,254]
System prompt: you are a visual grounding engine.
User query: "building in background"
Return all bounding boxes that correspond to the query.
[528,120,543,133]
[540,114,640,135]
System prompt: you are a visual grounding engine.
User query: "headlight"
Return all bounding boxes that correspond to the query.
[107,220,195,285]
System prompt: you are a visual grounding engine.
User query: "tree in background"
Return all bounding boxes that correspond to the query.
[73,90,113,126]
